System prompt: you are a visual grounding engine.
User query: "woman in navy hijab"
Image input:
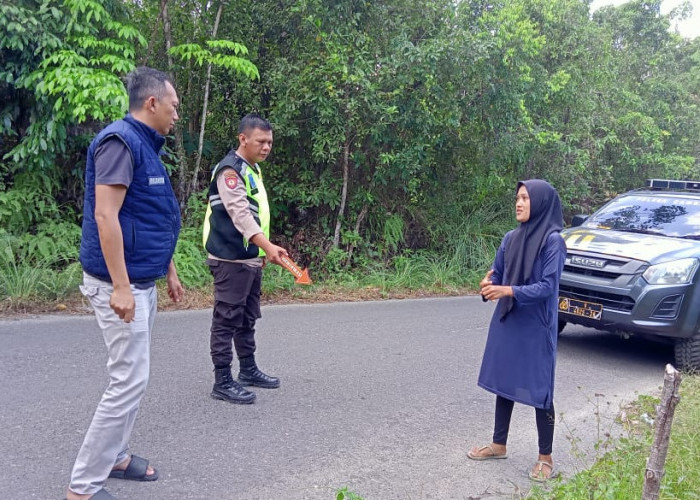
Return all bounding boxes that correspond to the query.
[467,179,566,482]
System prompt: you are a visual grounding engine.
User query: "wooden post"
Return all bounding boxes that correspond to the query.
[641,364,682,499]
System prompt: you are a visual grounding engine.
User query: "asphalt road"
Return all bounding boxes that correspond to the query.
[0,296,673,499]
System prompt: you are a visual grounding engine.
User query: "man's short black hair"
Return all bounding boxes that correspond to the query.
[126,67,172,111]
[238,113,272,135]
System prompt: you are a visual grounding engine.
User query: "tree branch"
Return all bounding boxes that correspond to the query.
[642,364,682,500]
[333,138,351,249]
[189,0,225,200]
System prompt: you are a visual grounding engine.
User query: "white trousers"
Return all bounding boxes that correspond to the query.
[69,273,157,495]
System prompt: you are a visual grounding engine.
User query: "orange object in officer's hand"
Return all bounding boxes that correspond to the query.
[280,255,312,285]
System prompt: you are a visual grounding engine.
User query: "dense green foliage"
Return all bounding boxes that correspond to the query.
[1,0,699,299]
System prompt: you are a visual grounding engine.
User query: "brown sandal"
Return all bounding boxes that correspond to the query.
[529,460,558,482]
[467,444,508,460]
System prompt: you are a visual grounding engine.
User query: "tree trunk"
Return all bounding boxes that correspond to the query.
[142,0,168,64]
[345,204,368,265]
[188,0,225,200]
[161,0,173,85]
[642,364,682,500]
[161,0,189,205]
[333,138,350,249]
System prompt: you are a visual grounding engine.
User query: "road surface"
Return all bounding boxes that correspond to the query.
[0,296,672,499]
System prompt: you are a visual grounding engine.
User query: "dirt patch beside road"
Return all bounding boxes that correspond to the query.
[0,284,472,319]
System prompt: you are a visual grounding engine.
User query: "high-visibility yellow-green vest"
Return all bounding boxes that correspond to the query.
[202,151,270,260]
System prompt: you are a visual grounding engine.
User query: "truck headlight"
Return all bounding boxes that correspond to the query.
[643,258,699,285]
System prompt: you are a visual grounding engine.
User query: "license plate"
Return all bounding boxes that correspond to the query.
[558,297,603,320]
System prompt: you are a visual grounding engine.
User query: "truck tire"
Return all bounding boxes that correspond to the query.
[674,334,700,373]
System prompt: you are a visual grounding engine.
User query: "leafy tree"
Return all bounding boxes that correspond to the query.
[2,0,700,287]
[1,0,144,234]
[592,0,698,194]
[263,0,461,261]
[129,0,260,206]
[2,0,143,172]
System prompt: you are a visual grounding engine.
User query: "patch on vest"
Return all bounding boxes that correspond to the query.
[224,172,238,189]
[149,176,165,185]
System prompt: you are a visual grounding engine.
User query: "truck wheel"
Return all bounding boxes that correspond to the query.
[557,320,566,335]
[674,334,700,372]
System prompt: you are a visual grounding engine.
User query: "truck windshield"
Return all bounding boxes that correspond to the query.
[584,194,700,238]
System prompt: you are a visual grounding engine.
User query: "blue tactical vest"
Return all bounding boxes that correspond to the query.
[79,114,181,282]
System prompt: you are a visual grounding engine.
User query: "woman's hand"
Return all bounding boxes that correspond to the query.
[479,269,494,290]
[481,284,513,301]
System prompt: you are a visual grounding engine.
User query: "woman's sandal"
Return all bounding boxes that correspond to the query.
[529,460,558,482]
[467,444,508,461]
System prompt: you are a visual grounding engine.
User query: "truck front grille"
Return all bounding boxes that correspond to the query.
[559,285,635,312]
[563,265,620,280]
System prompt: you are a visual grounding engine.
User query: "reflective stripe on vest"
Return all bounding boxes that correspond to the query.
[202,152,270,260]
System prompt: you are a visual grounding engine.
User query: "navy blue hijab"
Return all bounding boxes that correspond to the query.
[500,179,563,319]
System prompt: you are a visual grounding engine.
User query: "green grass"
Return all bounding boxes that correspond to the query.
[263,224,503,295]
[335,487,365,500]
[0,233,83,307]
[0,202,510,306]
[529,375,700,499]
[259,251,479,299]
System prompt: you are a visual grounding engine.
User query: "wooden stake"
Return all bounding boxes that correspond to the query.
[642,363,682,499]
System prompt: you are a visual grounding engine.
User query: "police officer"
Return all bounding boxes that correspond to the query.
[203,113,288,404]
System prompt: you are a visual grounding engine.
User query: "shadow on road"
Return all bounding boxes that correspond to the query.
[558,325,675,368]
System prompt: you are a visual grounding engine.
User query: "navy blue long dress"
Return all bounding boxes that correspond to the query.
[477,231,567,409]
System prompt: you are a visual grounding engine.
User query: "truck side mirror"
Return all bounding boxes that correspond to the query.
[571,214,588,227]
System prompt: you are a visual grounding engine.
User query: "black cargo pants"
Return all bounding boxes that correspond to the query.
[208,259,262,368]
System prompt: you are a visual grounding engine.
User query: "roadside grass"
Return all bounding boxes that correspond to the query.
[0,203,508,312]
[0,238,490,313]
[0,241,83,311]
[0,256,476,315]
[529,374,700,499]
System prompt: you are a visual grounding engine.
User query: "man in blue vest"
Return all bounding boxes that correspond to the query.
[202,114,288,404]
[67,67,183,500]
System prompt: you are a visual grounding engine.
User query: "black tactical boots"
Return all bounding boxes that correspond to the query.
[211,367,256,404]
[238,355,280,389]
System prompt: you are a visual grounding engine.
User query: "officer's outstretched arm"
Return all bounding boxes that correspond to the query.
[250,233,288,266]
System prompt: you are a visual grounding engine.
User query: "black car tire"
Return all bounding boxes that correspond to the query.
[674,334,700,373]
[557,319,566,335]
